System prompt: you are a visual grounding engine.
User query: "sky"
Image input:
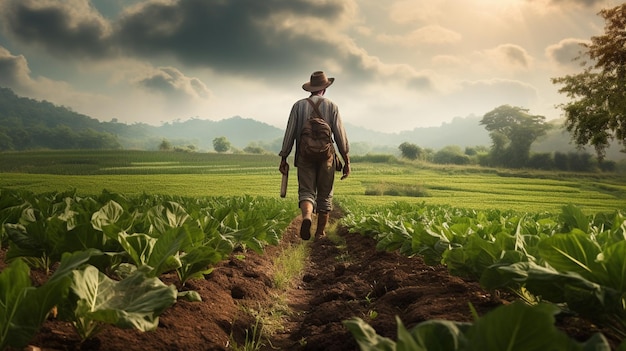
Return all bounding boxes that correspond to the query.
[0,0,621,133]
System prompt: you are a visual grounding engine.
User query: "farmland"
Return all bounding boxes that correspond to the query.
[1,150,626,350]
[0,150,624,213]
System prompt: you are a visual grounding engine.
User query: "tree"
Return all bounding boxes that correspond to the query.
[212,136,231,153]
[433,145,470,165]
[480,105,551,168]
[159,139,172,151]
[551,4,626,160]
[398,142,421,160]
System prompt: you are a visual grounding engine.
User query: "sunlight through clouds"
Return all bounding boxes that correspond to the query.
[0,0,622,131]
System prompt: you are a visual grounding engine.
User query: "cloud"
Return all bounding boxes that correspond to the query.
[0,46,33,90]
[546,38,588,66]
[377,25,462,46]
[0,0,410,83]
[483,44,533,69]
[0,0,113,58]
[137,66,210,100]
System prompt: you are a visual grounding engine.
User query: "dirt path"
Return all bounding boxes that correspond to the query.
[260,213,505,351]
[3,212,619,350]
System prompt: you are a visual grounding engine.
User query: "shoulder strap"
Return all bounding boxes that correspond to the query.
[306,98,324,119]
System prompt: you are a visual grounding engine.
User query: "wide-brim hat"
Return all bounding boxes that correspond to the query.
[302,71,334,92]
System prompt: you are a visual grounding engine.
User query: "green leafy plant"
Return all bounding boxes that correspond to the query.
[344,302,614,351]
[63,265,177,341]
[0,249,102,350]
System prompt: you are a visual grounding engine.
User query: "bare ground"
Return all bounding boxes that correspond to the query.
[2,210,621,351]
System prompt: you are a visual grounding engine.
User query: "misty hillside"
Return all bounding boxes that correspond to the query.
[0,87,623,160]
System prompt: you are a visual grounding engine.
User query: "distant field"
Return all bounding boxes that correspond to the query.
[0,150,624,214]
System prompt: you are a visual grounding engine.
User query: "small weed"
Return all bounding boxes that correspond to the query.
[367,310,378,320]
[229,314,265,351]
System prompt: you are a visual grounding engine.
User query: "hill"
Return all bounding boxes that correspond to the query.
[0,87,623,160]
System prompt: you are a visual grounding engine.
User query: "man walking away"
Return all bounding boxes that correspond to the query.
[278,71,350,240]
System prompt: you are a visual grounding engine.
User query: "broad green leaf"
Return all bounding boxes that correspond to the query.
[444,235,500,280]
[177,245,222,285]
[117,232,155,267]
[405,318,469,351]
[91,200,124,231]
[70,265,177,339]
[481,261,616,318]
[539,232,606,283]
[343,317,396,351]
[0,258,33,350]
[560,204,590,233]
[1,249,101,349]
[467,301,569,351]
[147,226,187,276]
[599,241,626,292]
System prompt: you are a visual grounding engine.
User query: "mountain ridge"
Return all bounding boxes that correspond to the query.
[0,87,623,160]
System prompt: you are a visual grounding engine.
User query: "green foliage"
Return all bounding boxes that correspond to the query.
[0,88,122,151]
[551,4,626,160]
[398,142,421,160]
[341,199,626,335]
[66,265,177,340]
[433,145,470,165]
[352,154,401,163]
[0,189,295,346]
[344,302,613,351]
[480,105,551,168]
[0,249,102,350]
[213,136,232,153]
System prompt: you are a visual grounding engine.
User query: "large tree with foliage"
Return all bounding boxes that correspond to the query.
[398,142,421,160]
[480,105,551,168]
[551,4,626,160]
[212,136,231,153]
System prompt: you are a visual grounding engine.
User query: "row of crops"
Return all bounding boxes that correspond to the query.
[338,198,626,350]
[0,189,297,350]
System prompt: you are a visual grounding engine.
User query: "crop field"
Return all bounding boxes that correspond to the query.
[0,150,623,213]
[1,150,626,350]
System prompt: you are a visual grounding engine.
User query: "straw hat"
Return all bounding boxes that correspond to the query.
[302,71,335,92]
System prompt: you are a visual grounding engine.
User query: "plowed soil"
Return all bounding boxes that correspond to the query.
[2,211,621,351]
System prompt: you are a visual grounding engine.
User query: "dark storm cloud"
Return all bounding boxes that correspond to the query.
[114,0,346,76]
[0,0,114,59]
[0,0,350,78]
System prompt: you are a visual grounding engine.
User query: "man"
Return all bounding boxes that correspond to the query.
[279,71,350,240]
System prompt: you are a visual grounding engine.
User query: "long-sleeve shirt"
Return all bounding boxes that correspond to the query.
[279,95,349,167]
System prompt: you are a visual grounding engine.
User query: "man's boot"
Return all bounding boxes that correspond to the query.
[315,212,330,239]
[300,201,314,240]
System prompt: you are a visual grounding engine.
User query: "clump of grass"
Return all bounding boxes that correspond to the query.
[273,243,309,290]
[364,181,430,197]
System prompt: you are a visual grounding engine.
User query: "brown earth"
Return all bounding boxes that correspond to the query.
[2,210,621,351]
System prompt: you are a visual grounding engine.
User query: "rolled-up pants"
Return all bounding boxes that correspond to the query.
[297,156,335,213]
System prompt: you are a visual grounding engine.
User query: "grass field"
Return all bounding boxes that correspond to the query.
[0,150,624,214]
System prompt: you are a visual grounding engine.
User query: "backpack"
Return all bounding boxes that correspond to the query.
[299,98,334,161]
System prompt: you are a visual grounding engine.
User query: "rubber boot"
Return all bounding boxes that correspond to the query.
[300,201,314,240]
[315,212,330,239]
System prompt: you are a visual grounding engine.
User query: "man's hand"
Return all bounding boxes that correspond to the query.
[279,159,289,175]
[341,163,350,180]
